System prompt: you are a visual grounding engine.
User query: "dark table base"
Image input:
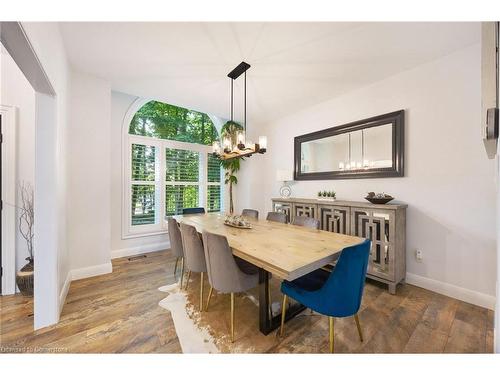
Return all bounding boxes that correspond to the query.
[258,268,306,335]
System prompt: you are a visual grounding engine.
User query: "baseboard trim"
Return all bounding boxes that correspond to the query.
[111,241,170,260]
[406,272,495,310]
[71,262,113,281]
[58,271,72,314]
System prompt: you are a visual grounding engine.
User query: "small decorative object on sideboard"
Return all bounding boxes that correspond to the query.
[277,170,293,198]
[224,215,252,229]
[318,190,336,201]
[365,192,394,204]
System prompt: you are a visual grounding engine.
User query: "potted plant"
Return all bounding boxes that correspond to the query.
[318,190,336,201]
[16,182,34,296]
[220,121,244,214]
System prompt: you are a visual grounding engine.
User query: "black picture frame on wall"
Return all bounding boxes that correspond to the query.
[294,110,405,180]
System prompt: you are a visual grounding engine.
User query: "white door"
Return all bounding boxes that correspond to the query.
[0,104,17,295]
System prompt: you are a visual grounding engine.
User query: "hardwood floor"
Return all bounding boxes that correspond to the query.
[0,250,494,353]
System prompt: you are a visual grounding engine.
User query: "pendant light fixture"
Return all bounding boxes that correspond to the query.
[212,61,267,160]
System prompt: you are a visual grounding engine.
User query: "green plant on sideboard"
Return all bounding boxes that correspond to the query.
[318,190,336,199]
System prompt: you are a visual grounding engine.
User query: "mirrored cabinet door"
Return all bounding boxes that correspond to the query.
[292,203,317,219]
[318,205,350,234]
[351,208,396,282]
[272,201,292,223]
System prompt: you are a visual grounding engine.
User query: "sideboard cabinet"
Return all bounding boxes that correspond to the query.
[271,197,407,294]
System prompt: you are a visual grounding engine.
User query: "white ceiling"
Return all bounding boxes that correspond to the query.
[60,22,480,125]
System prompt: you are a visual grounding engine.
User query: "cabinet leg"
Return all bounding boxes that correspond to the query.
[388,283,397,295]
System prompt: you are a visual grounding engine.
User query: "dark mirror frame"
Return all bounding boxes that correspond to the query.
[294,110,405,180]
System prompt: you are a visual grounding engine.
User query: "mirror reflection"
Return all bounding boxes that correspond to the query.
[300,123,393,173]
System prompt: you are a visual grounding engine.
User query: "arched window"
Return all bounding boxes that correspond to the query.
[129,100,219,145]
[124,100,222,236]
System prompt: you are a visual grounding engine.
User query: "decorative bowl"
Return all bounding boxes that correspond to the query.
[224,215,252,229]
[224,222,252,229]
[365,196,394,204]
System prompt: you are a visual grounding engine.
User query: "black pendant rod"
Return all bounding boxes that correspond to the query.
[361,129,364,163]
[230,79,233,122]
[348,133,351,165]
[244,71,247,135]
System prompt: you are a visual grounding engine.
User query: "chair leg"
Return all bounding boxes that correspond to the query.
[354,313,363,342]
[173,257,179,279]
[329,317,335,353]
[205,286,213,311]
[279,294,288,337]
[179,257,185,288]
[230,292,235,343]
[185,270,192,290]
[199,272,204,311]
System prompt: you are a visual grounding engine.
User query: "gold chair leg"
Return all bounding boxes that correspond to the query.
[230,292,235,343]
[205,286,213,311]
[174,257,179,278]
[354,313,363,342]
[329,317,335,353]
[185,270,191,290]
[179,257,185,287]
[199,272,204,311]
[279,294,288,337]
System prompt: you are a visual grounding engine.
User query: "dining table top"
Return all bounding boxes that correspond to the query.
[173,213,364,281]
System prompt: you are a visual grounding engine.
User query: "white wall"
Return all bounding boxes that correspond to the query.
[0,48,35,273]
[21,22,70,328]
[67,70,112,274]
[237,43,497,308]
[110,91,168,258]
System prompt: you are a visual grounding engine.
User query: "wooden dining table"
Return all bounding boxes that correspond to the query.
[174,212,364,335]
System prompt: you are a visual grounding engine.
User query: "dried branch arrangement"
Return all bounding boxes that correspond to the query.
[18,181,34,263]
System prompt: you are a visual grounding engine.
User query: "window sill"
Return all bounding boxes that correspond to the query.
[122,230,168,240]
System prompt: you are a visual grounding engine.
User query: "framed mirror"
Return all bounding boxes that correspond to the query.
[294,110,404,180]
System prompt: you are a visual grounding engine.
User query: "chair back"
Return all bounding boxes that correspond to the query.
[182,207,205,215]
[179,223,207,273]
[167,218,183,257]
[202,231,246,293]
[241,209,259,219]
[292,215,320,229]
[322,239,371,317]
[266,211,287,223]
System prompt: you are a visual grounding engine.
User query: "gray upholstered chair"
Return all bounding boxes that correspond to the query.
[202,230,259,342]
[180,222,208,311]
[241,209,259,219]
[167,218,185,286]
[266,211,287,223]
[292,215,320,229]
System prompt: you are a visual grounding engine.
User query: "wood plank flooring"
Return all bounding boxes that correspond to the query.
[0,250,494,353]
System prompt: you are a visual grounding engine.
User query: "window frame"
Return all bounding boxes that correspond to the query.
[123,133,223,239]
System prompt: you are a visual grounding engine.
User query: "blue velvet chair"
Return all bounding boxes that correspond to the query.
[279,239,371,353]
